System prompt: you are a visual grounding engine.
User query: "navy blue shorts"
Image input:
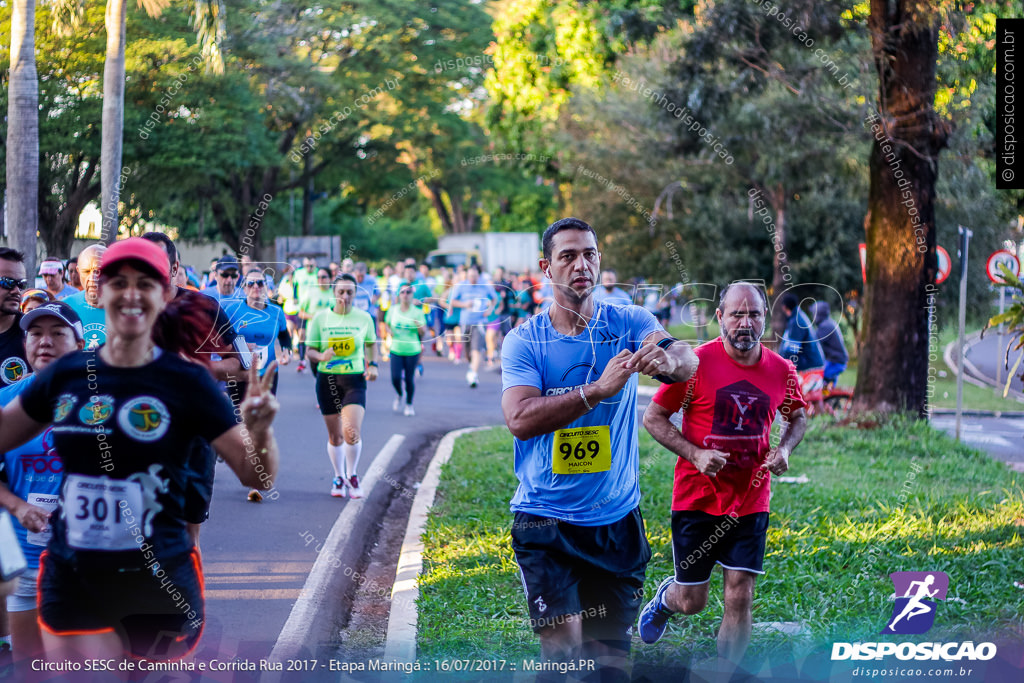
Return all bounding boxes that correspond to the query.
[315,372,366,415]
[671,511,769,584]
[39,549,204,660]
[511,507,651,639]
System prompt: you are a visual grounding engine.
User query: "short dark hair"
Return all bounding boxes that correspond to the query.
[718,282,768,313]
[140,231,178,266]
[542,217,598,260]
[68,257,78,266]
[334,273,357,286]
[781,293,799,312]
[0,247,26,263]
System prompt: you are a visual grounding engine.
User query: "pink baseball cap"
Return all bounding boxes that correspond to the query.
[99,238,170,285]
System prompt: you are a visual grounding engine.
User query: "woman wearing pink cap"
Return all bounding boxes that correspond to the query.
[0,238,280,664]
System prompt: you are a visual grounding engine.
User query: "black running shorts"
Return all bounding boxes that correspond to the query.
[510,507,651,639]
[671,510,769,584]
[39,549,204,660]
[315,372,367,415]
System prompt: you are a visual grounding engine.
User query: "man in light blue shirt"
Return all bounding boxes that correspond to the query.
[591,269,634,306]
[63,245,107,350]
[200,255,244,303]
[501,217,698,678]
[450,264,496,388]
[352,262,379,318]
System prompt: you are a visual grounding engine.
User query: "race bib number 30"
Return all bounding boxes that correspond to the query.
[65,475,144,551]
[552,426,612,475]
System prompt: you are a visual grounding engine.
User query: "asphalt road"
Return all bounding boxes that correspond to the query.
[190,348,505,665]
[964,330,1023,395]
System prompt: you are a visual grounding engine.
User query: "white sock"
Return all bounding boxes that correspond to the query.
[327,442,343,478]
[343,440,362,479]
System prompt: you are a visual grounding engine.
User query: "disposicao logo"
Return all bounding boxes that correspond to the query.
[831,570,997,662]
[884,571,948,635]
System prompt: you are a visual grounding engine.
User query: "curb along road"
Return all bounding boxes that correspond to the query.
[384,426,496,662]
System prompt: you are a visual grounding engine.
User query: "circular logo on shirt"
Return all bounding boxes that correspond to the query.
[83,323,105,350]
[117,397,171,442]
[1,357,28,385]
[79,395,115,426]
[55,394,78,422]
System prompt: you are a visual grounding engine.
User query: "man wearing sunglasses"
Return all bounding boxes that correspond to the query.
[0,248,30,386]
[201,255,244,303]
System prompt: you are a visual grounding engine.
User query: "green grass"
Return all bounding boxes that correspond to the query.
[417,421,1024,666]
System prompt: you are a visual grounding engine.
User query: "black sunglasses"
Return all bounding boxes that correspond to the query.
[244,280,266,288]
[0,277,30,291]
[218,270,239,278]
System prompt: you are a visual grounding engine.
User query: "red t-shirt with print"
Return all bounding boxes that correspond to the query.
[652,338,806,516]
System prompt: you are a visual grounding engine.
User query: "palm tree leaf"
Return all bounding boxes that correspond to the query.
[190,0,226,74]
[136,0,170,18]
[50,0,86,36]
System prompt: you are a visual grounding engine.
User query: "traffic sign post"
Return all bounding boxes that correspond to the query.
[955,227,973,442]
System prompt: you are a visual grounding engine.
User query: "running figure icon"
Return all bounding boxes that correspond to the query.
[887,574,938,630]
[884,571,949,635]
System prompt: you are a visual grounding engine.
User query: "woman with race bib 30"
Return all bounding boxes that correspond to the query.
[0,238,280,664]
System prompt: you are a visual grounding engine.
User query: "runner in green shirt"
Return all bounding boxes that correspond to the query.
[305,274,379,499]
[297,267,334,372]
[385,284,427,416]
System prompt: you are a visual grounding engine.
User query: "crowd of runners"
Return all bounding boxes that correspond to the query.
[0,220,850,678]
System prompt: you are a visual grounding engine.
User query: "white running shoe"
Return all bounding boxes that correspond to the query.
[467,371,478,388]
[346,475,364,499]
[404,404,415,416]
[393,396,402,412]
[331,477,346,498]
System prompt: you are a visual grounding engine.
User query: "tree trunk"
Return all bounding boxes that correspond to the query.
[40,160,101,257]
[101,0,128,243]
[855,0,950,416]
[7,0,39,274]
[423,182,455,233]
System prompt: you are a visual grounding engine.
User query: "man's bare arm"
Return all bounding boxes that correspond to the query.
[643,401,730,475]
[764,407,807,475]
[628,331,698,384]
[503,350,635,441]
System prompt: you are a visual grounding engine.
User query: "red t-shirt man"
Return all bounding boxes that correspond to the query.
[652,337,807,516]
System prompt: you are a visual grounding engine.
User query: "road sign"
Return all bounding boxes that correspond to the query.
[986,249,1020,284]
[936,245,951,284]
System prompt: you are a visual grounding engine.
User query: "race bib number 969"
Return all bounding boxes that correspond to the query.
[552,426,612,475]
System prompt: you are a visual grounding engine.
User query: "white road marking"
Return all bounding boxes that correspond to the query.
[267,434,406,668]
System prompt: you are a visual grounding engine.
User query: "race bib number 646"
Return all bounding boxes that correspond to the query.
[552,426,612,475]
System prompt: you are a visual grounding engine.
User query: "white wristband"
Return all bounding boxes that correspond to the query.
[579,385,593,411]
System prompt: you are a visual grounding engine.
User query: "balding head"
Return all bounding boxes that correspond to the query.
[77,245,107,306]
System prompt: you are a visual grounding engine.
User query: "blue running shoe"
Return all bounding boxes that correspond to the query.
[638,576,676,644]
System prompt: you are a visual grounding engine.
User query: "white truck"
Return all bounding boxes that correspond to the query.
[426,232,541,274]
